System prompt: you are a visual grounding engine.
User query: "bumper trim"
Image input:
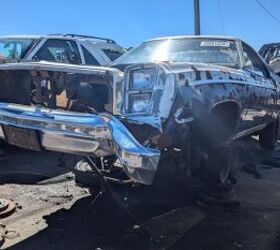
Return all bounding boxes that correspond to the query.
[0,103,160,185]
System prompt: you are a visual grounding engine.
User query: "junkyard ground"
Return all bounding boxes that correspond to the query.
[0,138,280,249]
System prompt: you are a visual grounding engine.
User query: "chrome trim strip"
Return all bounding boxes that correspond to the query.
[190,79,275,89]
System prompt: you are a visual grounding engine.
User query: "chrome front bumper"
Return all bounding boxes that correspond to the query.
[0,103,160,185]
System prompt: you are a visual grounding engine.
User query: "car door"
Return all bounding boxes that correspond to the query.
[240,42,277,130]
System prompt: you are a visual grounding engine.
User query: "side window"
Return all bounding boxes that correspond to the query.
[242,42,269,78]
[270,47,280,63]
[33,39,81,64]
[264,47,275,63]
[81,46,100,66]
[102,49,124,61]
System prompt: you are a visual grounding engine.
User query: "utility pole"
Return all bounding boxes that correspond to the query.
[194,0,201,35]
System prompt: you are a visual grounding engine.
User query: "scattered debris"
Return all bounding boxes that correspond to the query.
[232,240,243,249]
[39,197,49,202]
[0,222,6,228]
[3,229,20,240]
[31,219,41,226]
[261,164,273,170]
[262,158,280,168]
[49,194,73,200]
[243,162,262,178]
[37,172,74,185]
[143,206,205,249]
[16,202,22,209]
[0,199,16,218]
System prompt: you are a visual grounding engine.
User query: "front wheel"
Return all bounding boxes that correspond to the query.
[259,117,280,151]
[199,145,235,201]
[204,145,232,185]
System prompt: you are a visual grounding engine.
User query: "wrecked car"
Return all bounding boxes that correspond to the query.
[0,34,125,66]
[0,36,279,187]
[259,43,280,76]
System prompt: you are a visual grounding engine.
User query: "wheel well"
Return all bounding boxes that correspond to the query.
[209,101,241,143]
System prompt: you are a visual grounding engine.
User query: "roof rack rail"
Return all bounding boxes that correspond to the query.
[48,33,116,44]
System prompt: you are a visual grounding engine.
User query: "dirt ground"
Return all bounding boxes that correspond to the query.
[0,137,280,250]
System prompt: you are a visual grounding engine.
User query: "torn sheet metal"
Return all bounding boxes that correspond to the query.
[120,115,163,132]
[0,61,123,114]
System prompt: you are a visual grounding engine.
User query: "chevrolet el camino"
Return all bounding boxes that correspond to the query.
[0,36,278,186]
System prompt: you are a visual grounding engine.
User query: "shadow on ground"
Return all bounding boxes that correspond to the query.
[2,137,280,249]
[5,182,196,250]
[0,144,73,184]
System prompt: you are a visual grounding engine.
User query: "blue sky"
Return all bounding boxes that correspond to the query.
[1,0,280,50]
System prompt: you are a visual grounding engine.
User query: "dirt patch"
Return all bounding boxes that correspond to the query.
[0,139,280,249]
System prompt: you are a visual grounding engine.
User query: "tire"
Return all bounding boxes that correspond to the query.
[259,117,280,151]
[204,145,232,185]
[201,145,235,201]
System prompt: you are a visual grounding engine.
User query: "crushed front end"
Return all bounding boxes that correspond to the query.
[0,103,160,185]
[0,61,164,185]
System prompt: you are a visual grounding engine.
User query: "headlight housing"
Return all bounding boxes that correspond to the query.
[123,64,175,119]
[125,67,156,114]
[128,93,152,113]
[129,69,156,91]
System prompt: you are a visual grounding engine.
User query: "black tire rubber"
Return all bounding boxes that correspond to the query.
[259,117,280,151]
[74,170,101,187]
[204,145,232,185]
[200,145,235,201]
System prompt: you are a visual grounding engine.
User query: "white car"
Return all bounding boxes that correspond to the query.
[0,33,126,66]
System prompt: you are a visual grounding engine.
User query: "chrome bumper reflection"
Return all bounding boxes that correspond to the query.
[0,103,160,185]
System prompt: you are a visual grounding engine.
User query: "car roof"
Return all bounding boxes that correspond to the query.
[0,34,121,46]
[0,35,42,39]
[147,35,241,42]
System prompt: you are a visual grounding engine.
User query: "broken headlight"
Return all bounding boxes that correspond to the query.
[128,93,152,113]
[129,68,156,91]
[125,67,156,114]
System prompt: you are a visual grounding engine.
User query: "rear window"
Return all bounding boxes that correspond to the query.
[102,49,124,61]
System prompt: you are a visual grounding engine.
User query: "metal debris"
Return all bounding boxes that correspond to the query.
[3,229,20,240]
[0,199,16,218]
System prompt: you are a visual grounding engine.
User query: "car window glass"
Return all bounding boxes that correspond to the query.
[270,47,280,63]
[113,38,240,68]
[81,46,100,65]
[34,39,81,64]
[242,42,268,78]
[102,49,124,61]
[264,48,274,63]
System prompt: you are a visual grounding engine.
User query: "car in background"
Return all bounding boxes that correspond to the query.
[259,43,280,76]
[0,33,126,66]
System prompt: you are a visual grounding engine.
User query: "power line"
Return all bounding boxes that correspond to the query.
[255,0,280,25]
